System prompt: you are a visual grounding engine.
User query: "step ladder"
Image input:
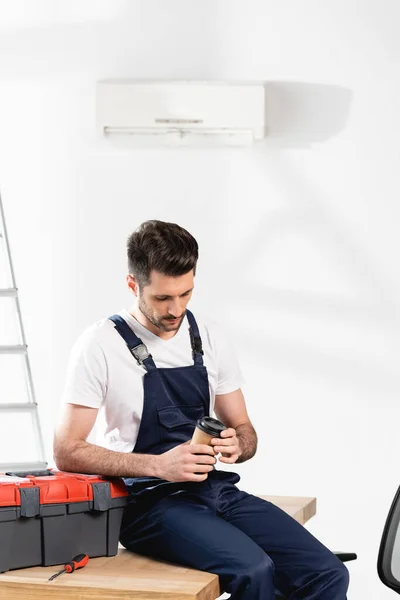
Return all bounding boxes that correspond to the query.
[0,191,47,472]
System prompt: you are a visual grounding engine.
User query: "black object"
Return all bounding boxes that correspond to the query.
[195,416,227,437]
[189,326,204,358]
[334,552,357,562]
[378,485,400,594]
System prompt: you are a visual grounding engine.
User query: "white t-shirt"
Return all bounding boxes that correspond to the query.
[61,309,245,453]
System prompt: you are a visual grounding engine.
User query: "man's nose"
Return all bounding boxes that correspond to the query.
[168,299,183,317]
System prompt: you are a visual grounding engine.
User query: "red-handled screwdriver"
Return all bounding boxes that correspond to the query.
[48,553,89,581]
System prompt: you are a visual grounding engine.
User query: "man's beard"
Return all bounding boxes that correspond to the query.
[138,298,185,332]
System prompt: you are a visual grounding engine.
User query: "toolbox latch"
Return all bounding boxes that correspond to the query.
[19,487,40,517]
[92,482,112,511]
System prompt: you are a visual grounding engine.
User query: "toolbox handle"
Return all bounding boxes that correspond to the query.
[6,469,54,478]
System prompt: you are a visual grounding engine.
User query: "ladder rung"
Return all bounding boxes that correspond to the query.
[0,345,27,354]
[0,288,17,298]
[0,403,37,412]
[0,462,48,473]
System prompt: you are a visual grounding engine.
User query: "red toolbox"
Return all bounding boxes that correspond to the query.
[0,469,129,573]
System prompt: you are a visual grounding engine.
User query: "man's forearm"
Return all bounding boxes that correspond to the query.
[54,439,160,478]
[236,422,258,463]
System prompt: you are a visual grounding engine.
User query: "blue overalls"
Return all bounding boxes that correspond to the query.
[110,310,349,600]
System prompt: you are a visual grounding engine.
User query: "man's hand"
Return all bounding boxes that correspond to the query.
[155,442,217,482]
[210,428,241,464]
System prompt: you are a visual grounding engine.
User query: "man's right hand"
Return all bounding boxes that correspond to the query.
[155,442,217,482]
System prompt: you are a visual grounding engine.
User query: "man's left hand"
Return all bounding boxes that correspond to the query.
[211,428,241,464]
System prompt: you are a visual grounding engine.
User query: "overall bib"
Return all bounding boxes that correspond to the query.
[110,311,349,600]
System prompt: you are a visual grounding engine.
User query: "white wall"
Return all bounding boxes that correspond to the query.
[1,1,400,598]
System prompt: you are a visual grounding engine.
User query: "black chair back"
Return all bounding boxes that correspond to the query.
[378,485,400,594]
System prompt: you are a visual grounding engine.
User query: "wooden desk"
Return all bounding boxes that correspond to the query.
[0,495,316,600]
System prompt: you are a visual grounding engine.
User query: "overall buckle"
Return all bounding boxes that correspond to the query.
[193,337,203,355]
[129,343,151,366]
[189,328,204,358]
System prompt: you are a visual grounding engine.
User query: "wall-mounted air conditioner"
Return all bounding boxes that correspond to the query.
[96,80,267,146]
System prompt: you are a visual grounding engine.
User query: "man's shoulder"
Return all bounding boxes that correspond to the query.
[191,311,232,346]
[72,315,119,353]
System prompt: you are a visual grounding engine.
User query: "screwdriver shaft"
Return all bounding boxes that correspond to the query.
[48,569,66,581]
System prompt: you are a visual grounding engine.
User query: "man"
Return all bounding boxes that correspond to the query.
[54,220,349,600]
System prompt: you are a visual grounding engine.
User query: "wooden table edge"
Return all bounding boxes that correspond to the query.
[0,495,316,599]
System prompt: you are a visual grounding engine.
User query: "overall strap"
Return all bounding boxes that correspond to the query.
[185,310,204,367]
[109,315,157,372]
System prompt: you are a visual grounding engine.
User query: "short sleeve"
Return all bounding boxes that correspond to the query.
[60,328,107,409]
[213,322,246,395]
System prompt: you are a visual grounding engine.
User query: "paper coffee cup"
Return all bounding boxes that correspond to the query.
[190,416,227,448]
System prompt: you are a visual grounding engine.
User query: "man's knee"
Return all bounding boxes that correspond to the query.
[235,550,275,585]
[318,553,349,595]
[224,552,275,598]
[330,558,350,592]
[250,551,275,579]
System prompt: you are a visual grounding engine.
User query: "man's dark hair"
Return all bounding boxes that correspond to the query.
[127,220,198,288]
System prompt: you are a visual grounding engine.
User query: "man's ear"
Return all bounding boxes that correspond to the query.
[126,274,139,297]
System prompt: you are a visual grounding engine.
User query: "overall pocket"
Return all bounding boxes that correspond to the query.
[157,404,205,446]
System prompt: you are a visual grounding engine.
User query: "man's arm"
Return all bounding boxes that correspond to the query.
[53,403,217,480]
[53,403,160,477]
[213,388,257,464]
